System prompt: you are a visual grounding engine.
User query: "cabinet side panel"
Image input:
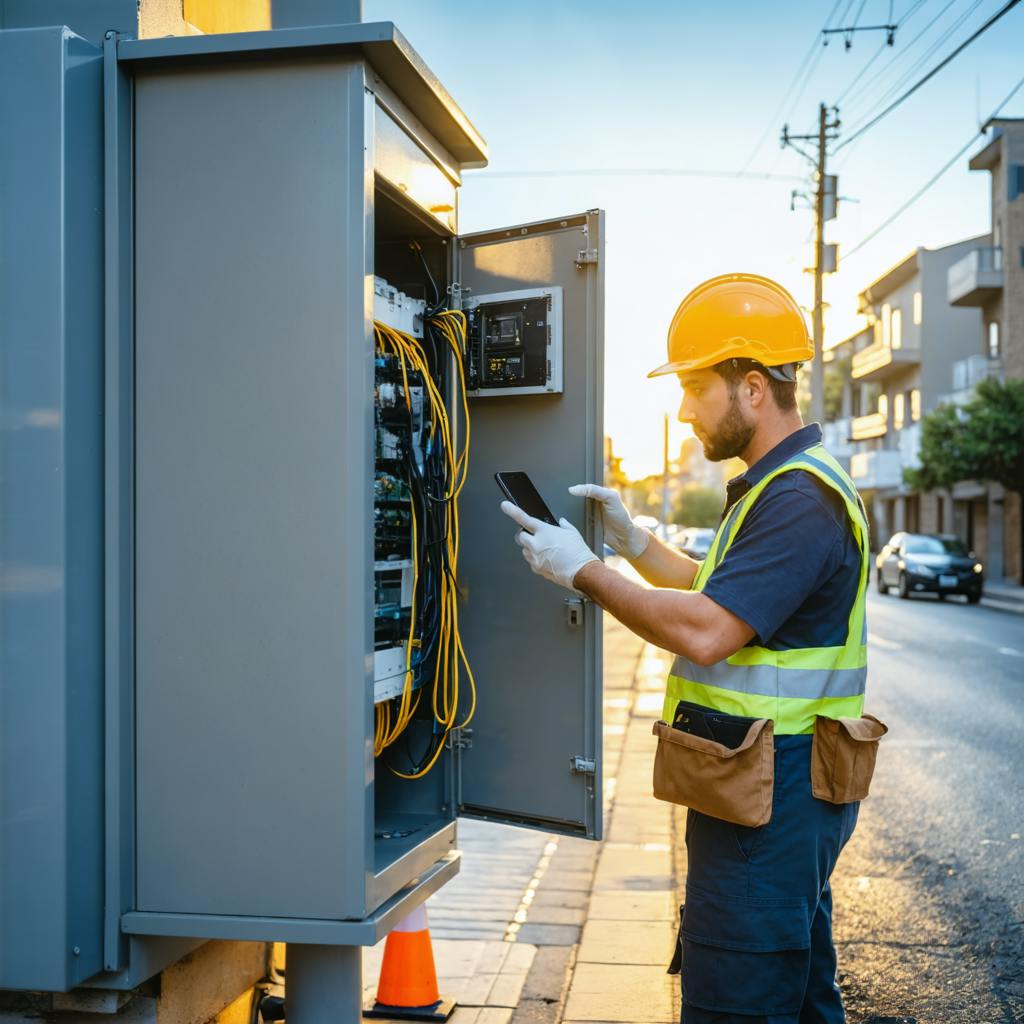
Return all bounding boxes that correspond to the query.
[0,27,105,992]
[134,59,371,920]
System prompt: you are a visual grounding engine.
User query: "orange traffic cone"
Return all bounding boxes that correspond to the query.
[364,904,456,1021]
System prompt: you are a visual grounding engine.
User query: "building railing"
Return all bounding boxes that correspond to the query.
[850,449,903,490]
[952,354,1002,392]
[851,411,888,440]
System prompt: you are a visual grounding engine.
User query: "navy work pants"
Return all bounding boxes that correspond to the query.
[676,735,858,1023]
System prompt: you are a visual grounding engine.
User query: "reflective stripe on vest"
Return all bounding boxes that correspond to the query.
[662,443,869,735]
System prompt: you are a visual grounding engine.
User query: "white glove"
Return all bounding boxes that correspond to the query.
[567,483,651,559]
[500,501,600,593]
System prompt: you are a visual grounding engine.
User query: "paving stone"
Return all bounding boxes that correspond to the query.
[519,904,585,926]
[563,963,676,1022]
[513,923,582,945]
[532,869,593,891]
[592,845,673,892]
[519,944,574,1003]
[586,890,676,921]
[487,972,529,1007]
[577,917,676,966]
[527,888,590,910]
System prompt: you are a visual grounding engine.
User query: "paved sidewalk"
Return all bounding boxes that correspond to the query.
[361,613,684,1024]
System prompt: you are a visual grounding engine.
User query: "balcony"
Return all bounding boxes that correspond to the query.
[850,411,888,440]
[851,339,920,381]
[941,354,1003,406]
[948,246,1003,307]
[850,449,903,491]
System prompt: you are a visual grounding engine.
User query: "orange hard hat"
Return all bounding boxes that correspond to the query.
[648,273,812,379]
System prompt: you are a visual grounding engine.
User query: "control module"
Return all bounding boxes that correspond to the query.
[465,286,563,397]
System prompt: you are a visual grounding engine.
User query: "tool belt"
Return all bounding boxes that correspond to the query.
[652,703,887,826]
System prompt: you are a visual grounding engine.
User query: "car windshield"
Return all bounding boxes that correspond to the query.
[903,535,968,556]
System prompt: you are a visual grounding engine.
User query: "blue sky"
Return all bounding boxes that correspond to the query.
[365,0,1024,478]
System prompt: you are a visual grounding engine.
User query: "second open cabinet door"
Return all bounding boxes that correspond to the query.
[454,211,605,839]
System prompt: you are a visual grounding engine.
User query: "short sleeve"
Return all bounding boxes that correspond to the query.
[700,474,846,645]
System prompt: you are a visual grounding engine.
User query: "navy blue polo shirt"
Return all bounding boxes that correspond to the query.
[700,424,862,651]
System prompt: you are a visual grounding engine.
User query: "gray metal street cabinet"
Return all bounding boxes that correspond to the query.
[0,6,605,1010]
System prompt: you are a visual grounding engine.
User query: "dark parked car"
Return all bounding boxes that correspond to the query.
[875,532,984,603]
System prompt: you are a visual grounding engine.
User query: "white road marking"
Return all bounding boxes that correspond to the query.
[868,632,903,651]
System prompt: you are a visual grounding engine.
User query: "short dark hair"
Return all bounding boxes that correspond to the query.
[712,358,798,412]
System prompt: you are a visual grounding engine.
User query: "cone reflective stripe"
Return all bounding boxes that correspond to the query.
[369,904,456,1020]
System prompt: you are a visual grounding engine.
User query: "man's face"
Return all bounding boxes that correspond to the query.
[676,368,755,462]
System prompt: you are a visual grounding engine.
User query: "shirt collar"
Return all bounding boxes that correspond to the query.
[724,423,823,509]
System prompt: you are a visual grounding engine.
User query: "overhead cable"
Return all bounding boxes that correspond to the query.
[835,0,1024,151]
[735,0,844,174]
[841,71,1024,261]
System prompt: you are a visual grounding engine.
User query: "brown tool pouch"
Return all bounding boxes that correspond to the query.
[810,713,888,804]
[651,717,774,827]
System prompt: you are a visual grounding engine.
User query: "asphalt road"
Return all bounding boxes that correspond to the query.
[832,588,1024,1023]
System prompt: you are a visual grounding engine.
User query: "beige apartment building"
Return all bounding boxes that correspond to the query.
[822,118,1024,583]
[832,239,985,550]
[944,117,1024,582]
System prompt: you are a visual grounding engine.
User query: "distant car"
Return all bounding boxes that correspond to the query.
[875,532,983,603]
[676,527,715,560]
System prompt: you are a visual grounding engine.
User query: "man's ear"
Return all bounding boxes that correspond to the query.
[744,369,769,408]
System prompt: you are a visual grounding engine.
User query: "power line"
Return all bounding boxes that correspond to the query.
[835,0,1023,151]
[846,0,983,127]
[463,167,805,183]
[736,0,844,174]
[838,0,953,112]
[835,0,933,109]
[841,71,1024,261]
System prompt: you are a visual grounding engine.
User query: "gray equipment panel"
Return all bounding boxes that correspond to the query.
[0,27,105,992]
[456,212,604,839]
[133,57,374,921]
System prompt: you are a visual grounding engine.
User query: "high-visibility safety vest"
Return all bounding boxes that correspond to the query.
[662,442,870,735]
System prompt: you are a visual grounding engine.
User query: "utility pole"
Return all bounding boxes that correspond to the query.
[782,103,840,424]
[811,103,828,427]
[661,413,670,539]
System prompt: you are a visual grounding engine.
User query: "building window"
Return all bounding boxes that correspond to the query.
[894,392,905,430]
[878,394,888,420]
[891,308,902,350]
[912,291,922,325]
[910,388,921,421]
[881,303,892,347]
[1010,164,1024,202]
[988,321,1000,360]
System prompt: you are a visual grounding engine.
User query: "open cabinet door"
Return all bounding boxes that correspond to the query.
[455,211,604,838]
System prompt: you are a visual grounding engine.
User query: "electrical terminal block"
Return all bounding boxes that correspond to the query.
[373,276,426,338]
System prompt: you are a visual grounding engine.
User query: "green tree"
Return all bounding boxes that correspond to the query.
[906,378,1024,582]
[672,484,723,528]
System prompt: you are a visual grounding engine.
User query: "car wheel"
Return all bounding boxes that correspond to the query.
[898,572,910,600]
[937,592,946,601]
[967,590,982,605]
[876,570,888,595]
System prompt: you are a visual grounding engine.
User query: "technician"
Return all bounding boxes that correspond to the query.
[500,274,879,1024]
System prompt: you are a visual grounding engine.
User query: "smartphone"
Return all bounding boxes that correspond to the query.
[495,471,559,527]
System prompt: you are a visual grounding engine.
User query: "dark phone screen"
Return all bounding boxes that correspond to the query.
[495,472,558,526]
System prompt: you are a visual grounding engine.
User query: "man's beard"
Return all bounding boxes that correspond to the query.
[699,391,755,462]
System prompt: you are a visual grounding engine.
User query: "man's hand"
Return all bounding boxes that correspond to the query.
[567,483,651,559]
[500,501,600,593]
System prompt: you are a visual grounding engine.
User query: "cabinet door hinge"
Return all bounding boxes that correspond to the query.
[564,596,586,627]
[570,755,596,775]
[575,248,599,268]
